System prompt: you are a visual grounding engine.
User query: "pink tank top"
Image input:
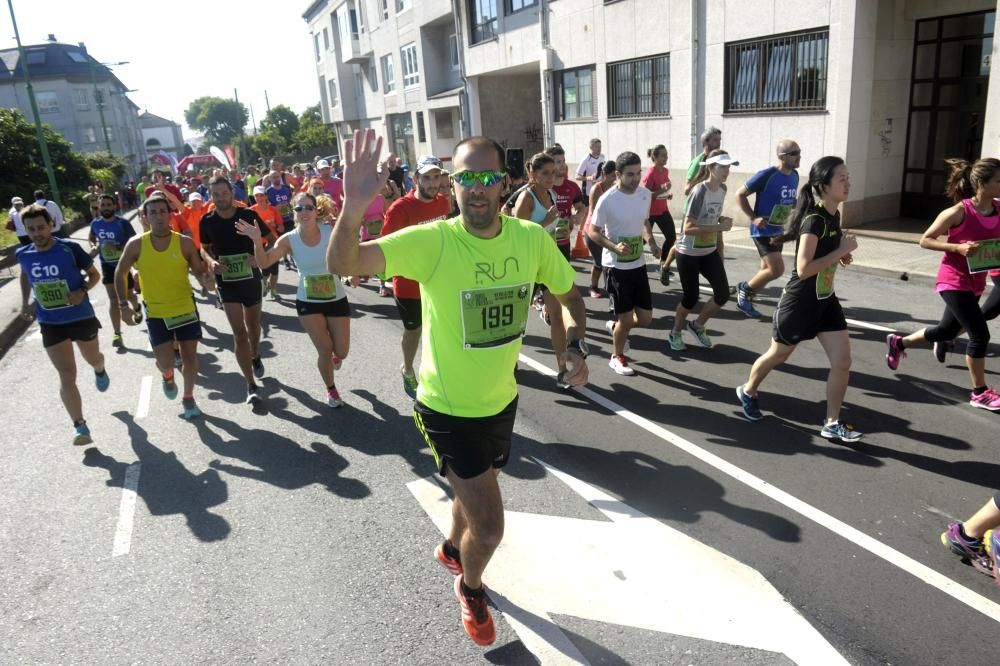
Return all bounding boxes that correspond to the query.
[936,198,1000,295]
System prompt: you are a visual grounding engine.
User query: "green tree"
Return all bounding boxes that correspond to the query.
[293,104,338,155]
[250,128,287,163]
[260,104,300,145]
[183,97,248,147]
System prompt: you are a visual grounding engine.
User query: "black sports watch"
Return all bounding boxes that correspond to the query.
[566,337,588,358]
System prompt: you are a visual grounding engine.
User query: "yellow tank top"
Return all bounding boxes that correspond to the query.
[135,232,194,318]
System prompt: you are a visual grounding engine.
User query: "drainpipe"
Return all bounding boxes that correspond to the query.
[539,0,552,147]
[451,0,471,140]
[691,0,705,159]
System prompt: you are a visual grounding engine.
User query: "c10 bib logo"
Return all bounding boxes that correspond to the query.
[31,263,60,279]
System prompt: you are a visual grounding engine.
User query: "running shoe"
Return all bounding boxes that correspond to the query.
[162,375,178,400]
[283,258,293,270]
[181,397,202,420]
[532,292,544,311]
[589,287,604,299]
[327,386,344,408]
[435,540,463,576]
[941,522,994,577]
[213,297,224,310]
[252,356,265,379]
[885,334,906,370]
[820,420,862,442]
[269,290,279,302]
[736,281,762,318]
[659,266,672,286]
[378,286,391,297]
[402,370,418,399]
[736,385,763,421]
[555,370,572,390]
[332,355,343,371]
[72,422,93,446]
[933,339,955,364]
[990,530,1000,582]
[687,322,712,348]
[112,333,124,348]
[132,307,143,325]
[969,387,1000,411]
[609,354,635,376]
[94,369,110,392]
[174,350,183,369]
[454,576,495,646]
[667,331,686,351]
[246,385,261,405]
[539,306,550,326]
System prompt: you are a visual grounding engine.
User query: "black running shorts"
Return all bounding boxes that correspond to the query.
[607,265,652,315]
[413,397,518,479]
[772,292,847,345]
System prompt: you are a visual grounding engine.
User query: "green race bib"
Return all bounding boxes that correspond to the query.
[816,263,837,299]
[304,273,337,300]
[767,204,793,227]
[694,230,717,248]
[99,242,123,263]
[461,282,531,349]
[365,219,384,236]
[278,203,292,219]
[33,279,71,310]
[549,218,570,242]
[220,253,253,282]
[163,310,198,330]
[619,235,644,262]
[966,238,1000,273]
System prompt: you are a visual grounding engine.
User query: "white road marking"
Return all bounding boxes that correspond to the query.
[517,352,1000,625]
[135,376,152,419]
[409,465,849,665]
[111,462,141,557]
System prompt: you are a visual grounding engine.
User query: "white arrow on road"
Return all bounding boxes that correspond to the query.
[408,459,849,666]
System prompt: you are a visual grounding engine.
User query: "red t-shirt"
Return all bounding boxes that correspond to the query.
[642,166,672,216]
[381,191,452,299]
[552,179,584,245]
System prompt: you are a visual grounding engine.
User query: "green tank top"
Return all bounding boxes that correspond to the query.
[135,232,195,318]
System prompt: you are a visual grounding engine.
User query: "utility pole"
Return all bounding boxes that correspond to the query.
[264,90,271,114]
[234,88,245,167]
[7,0,60,205]
[88,59,113,154]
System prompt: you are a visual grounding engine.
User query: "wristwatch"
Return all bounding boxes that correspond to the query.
[566,337,588,358]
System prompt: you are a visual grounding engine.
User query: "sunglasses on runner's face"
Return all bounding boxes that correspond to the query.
[780,150,801,157]
[451,170,506,188]
[293,205,316,212]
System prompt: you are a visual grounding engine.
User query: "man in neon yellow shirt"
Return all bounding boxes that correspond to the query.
[329,130,589,647]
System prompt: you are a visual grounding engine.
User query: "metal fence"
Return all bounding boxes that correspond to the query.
[725,29,829,113]
[607,54,670,119]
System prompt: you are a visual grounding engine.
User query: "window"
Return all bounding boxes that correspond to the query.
[83,127,96,144]
[314,33,321,61]
[381,0,389,20]
[25,50,45,65]
[725,28,829,113]
[506,0,536,12]
[469,0,498,44]
[67,51,87,64]
[36,91,59,114]
[349,9,359,38]
[381,54,395,93]
[416,112,426,142]
[103,126,114,142]
[323,27,331,51]
[449,33,460,70]
[73,88,89,111]
[400,43,419,87]
[396,0,410,12]
[329,79,339,108]
[434,110,454,139]
[553,66,595,121]
[607,53,669,118]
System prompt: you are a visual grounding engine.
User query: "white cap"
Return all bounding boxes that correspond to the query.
[11,196,23,205]
[188,192,203,202]
[415,155,447,175]
[252,185,266,196]
[704,154,740,167]
[317,159,331,169]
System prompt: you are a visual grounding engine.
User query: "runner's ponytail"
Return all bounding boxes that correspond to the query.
[774,155,844,245]
[945,158,1000,203]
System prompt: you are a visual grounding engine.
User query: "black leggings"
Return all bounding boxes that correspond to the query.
[981,275,1000,322]
[677,251,729,309]
[650,212,676,252]
[924,290,991,358]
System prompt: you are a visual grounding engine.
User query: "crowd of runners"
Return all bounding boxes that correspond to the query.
[12,125,1000,645]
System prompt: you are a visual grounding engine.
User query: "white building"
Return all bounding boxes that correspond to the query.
[306,0,1000,226]
[140,111,185,162]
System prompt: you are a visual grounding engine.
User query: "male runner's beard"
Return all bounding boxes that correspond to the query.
[417,184,439,201]
[101,211,115,219]
[460,193,499,230]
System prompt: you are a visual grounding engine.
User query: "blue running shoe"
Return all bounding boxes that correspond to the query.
[73,422,93,446]
[736,281,762,318]
[181,397,202,420]
[941,522,993,577]
[736,385,762,421]
[95,369,110,393]
[162,375,178,400]
[820,420,863,442]
[402,370,418,399]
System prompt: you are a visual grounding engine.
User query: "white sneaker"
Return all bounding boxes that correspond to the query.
[609,355,636,376]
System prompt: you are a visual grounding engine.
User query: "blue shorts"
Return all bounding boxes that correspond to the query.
[146,312,203,347]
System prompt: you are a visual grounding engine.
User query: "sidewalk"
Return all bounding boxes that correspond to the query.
[0,210,140,358]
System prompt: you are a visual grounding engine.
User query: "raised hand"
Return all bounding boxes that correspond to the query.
[235,219,261,241]
[342,129,390,213]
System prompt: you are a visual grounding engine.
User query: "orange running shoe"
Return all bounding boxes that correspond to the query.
[454,576,495,646]
[435,540,463,576]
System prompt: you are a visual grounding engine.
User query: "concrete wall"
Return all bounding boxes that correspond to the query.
[461,1,541,76]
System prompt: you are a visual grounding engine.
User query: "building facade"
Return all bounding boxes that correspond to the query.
[306,0,1000,226]
[140,112,186,160]
[0,38,145,180]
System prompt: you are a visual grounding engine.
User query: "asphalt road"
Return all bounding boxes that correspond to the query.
[1,247,998,665]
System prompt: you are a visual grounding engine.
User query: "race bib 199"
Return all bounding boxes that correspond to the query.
[767,204,793,227]
[220,253,253,281]
[816,263,837,299]
[99,242,123,263]
[460,282,531,349]
[618,235,644,262]
[163,310,198,330]
[34,279,71,310]
[304,273,337,300]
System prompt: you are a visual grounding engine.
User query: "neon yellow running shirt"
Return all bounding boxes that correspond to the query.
[378,215,576,417]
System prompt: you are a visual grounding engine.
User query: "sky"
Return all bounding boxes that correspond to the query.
[2,0,320,141]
